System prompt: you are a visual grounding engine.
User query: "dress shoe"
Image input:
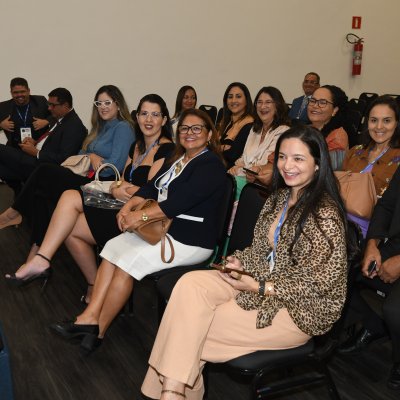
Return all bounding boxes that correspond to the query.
[50,320,99,340]
[338,328,385,355]
[80,333,102,355]
[388,363,400,390]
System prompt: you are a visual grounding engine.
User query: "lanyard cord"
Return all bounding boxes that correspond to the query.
[272,196,290,262]
[360,146,389,174]
[129,139,159,182]
[16,104,30,127]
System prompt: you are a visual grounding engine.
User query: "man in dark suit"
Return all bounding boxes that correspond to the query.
[288,72,320,124]
[0,87,87,194]
[0,77,51,148]
[339,166,400,390]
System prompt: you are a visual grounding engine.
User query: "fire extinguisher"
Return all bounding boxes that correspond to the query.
[346,33,364,75]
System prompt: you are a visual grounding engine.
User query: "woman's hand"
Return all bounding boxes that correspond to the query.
[254,164,273,186]
[218,256,259,293]
[111,181,136,202]
[228,165,241,176]
[361,239,382,278]
[88,153,104,170]
[377,255,400,284]
[244,166,261,183]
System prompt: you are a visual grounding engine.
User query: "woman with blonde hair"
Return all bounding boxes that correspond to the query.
[0,85,135,265]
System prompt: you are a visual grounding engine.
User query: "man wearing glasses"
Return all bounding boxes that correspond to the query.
[288,72,320,124]
[0,87,87,195]
[0,77,50,149]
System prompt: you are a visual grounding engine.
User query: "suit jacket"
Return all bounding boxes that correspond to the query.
[38,109,87,164]
[288,95,310,124]
[0,95,51,144]
[367,166,400,241]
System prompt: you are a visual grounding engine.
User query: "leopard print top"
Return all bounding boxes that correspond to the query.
[234,188,347,336]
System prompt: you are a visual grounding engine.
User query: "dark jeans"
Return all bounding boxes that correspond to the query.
[348,237,400,362]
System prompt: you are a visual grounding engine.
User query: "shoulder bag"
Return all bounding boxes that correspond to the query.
[61,154,91,176]
[334,171,377,219]
[127,199,174,263]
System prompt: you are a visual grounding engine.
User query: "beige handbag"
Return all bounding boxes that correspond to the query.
[61,154,91,176]
[127,199,174,263]
[334,171,377,219]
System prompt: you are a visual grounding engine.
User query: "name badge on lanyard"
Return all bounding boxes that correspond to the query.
[20,127,32,140]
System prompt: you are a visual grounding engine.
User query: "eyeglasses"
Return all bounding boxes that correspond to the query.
[256,100,275,107]
[138,111,163,118]
[47,102,62,107]
[178,124,205,135]
[307,98,334,108]
[94,100,114,108]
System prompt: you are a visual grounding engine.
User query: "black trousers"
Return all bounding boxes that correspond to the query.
[0,144,38,181]
[349,238,400,362]
[13,163,90,245]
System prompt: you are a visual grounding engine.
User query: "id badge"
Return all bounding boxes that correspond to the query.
[158,187,168,202]
[266,250,275,272]
[20,127,32,140]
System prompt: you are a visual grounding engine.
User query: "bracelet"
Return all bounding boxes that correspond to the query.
[258,280,265,297]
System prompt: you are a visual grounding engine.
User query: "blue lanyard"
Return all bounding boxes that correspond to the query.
[16,104,30,127]
[129,139,159,182]
[360,146,389,174]
[272,196,290,261]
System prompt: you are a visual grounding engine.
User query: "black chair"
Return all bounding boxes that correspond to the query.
[199,105,218,125]
[359,92,378,109]
[216,107,223,127]
[344,109,363,147]
[347,98,367,116]
[218,221,362,400]
[383,94,400,108]
[137,173,236,321]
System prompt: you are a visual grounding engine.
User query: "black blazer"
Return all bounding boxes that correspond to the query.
[367,166,400,240]
[136,150,226,249]
[38,109,87,164]
[0,95,51,143]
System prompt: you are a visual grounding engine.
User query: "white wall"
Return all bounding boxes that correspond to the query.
[1,0,399,125]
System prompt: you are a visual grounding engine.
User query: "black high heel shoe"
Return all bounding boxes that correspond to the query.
[5,253,52,292]
[50,320,99,340]
[80,333,103,355]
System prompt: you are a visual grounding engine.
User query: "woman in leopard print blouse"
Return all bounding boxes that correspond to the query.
[141,125,348,400]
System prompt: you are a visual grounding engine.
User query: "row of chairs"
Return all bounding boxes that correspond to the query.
[131,175,362,399]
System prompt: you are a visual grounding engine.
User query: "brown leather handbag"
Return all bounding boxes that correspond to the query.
[334,171,377,219]
[127,199,175,263]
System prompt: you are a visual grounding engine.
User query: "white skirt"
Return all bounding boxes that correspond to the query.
[100,232,213,281]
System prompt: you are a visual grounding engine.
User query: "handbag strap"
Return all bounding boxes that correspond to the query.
[160,222,175,263]
[94,163,121,182]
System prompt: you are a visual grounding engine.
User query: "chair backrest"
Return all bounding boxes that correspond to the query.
[359,92,378,108]
[347,98,367,115]
[344,109,363,147]
[216,107,223,127]
[227,183,268,255]
[199,105,218,125]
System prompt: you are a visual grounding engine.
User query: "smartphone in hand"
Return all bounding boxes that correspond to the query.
[211,263,254,277]
[368,261,377,276]
[243,167,259,176]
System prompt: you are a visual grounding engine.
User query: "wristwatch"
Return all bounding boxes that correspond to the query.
[258,280,265,297]
[266,282,274,295]
[141,212,149,221]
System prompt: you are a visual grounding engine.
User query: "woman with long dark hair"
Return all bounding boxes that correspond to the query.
[170,86,197,140]
[229,86,290,188]
[219,82,254,168]
[141,125,348,400]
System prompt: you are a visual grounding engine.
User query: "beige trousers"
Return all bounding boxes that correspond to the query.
[141,270,310,400]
